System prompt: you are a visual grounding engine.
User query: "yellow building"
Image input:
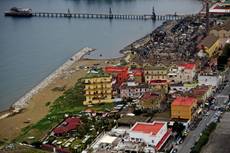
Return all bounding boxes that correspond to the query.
[144,63,168,83]
[199,35,220,57]
[83,73,113,105]
[171,97,197,120]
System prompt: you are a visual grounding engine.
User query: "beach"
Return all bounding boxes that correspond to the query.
[0,48,122,140]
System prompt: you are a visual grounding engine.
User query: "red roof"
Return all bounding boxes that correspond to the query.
[53,117,81,135]
[105,66,128,73]
[155,129,171,150]
[141,92,159,100]
[130,68,143,76]
[150,79,168,84]
[131,122,164,135]
[172,97,197,106]
[179,63,196,70]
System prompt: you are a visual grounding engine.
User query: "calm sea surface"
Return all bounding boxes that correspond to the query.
[0,0,202,111]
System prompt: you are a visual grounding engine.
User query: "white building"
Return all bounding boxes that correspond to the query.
[168,64,196,84]
[198,73,222,87]
[129,121,171,151]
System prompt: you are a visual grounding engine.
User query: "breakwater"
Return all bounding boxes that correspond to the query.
[11,47,95,112]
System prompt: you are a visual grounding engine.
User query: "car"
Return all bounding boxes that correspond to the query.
[205,112,210,116]
[176,137,182,145]
[172,148,178,153]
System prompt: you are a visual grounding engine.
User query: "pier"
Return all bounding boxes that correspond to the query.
[31,12,190,21]
[5,7,195,21]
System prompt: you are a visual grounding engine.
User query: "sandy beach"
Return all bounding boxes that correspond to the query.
[0,54,121,141]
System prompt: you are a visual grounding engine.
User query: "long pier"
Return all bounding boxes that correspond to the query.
[31,12,191,21]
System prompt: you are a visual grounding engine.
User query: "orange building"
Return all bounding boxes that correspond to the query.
[104,66,128,85]
[171,97,197,120]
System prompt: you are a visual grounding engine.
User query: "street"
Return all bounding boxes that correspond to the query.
[177,70,230,153]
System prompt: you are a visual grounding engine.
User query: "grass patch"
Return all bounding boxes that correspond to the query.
[17,79,115,144]
[191,122,217,153]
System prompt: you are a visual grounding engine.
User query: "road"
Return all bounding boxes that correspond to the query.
[177,70,230,153]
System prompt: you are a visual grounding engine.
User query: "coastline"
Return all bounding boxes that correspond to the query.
[0,20,164,140]
[0,47,95,119]
[0,50,123,140]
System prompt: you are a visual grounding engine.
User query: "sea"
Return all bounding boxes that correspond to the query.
[0,0,202,111]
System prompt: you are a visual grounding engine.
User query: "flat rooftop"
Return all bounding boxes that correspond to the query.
[131,122,165,135]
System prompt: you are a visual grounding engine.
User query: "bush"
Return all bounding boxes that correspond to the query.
[45,102,51,106]
[190,123,217,153]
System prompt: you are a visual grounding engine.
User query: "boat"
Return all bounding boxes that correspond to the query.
[4,7,32,17]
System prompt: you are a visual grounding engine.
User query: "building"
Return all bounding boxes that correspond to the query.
[198,35,220,57]
[178,63,196,83]
[84,71,113,105]
[198,72,222,87]
[144,63,168,83]
[104,66,129,85]
[129,121,171,151]
[210,19,230,39]
[209,2,230,16]
[171,97,197,120]
[168,63,196,83]
[149,79,170,93]
[167,64,180,83]
[53,117,81,136]
[169,82,198,94]
[120,81,150,99]
[139,92,165,110]
[129,68,144,83]
[188,85,213,103]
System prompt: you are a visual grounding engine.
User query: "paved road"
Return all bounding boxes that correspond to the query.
[177,70,230,153]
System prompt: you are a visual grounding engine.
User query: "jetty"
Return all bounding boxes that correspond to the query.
[5,7,195,21]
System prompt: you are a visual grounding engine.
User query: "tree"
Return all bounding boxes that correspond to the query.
[217,43,230,71]
[172,121,185,137]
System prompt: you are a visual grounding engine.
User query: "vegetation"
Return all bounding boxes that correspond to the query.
[217,43,230,71]
[45,102,51,107]
[190,122,217,153]
[16,79,114,144]
[172,121,185,138]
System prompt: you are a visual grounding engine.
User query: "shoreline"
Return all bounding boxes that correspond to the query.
[0,23,156,119]
[0,19,171,140]
[0,47,95,119]
[0,54,122,140]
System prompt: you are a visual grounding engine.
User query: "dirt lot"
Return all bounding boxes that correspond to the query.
[201,112,230,153]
